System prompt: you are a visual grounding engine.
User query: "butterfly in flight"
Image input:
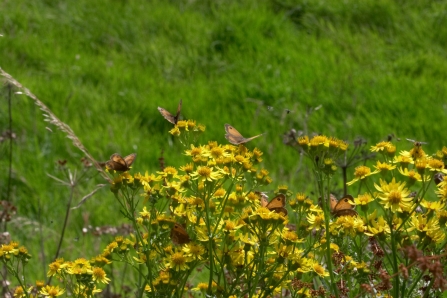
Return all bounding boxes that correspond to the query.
[330,194,357,217]
[158,99,182,124]
[260,193,288,216]
[224,124,264,145]
[105,153,136,172]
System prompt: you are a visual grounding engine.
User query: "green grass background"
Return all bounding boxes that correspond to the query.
[1,0,447,286]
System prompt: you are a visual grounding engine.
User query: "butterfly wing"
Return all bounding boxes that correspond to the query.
[266,194,288,215]
[123,153,136,168]
[224,124,264,145]
[158,100,182,125]
[174,99,182,124]
[332,194,357,217]
[257,192,269,207]
[158,107,176,124]
[242,133,265,143]
[106,153,129,171]
[329,194,338,211]
[170,223,191,245]
[224,124,246,145]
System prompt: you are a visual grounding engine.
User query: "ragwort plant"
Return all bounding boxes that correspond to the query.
[97,120,331,297]
[3,70,447,297]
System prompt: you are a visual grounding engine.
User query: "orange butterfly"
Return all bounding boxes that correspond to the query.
[105,153,136,172]
[330,194,357,217]
[260,193,288,216]
[224,124,264,145]
[158,100,182,124]
[170,223,191,245]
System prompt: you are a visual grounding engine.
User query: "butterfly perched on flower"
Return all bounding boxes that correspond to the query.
[158,100,182,125]
[330,194,357,217]
[105,153,136,172]
[260,193,288,216]
[170,223,191,245]
[224,124,264,145]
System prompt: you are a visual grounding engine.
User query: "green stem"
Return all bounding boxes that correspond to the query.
[313,168,339,298]
[49,183,74,285]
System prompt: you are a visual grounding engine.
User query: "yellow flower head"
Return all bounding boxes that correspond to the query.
[347,165,379,186]
[312,262,329,277]
[371,141,392,152]
[92,267,111,284]
[39,285,65,297]
[374,178,413,213]
[165,250,190,271]
[354,193,374,206]
[374,161,396,173]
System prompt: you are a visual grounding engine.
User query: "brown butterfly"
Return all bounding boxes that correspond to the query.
[330,194,357,217]
[170,223,191,245]
[105,153,136,172]
[224,124,264,145]
[260,193,288,216]
[158,99,182,124]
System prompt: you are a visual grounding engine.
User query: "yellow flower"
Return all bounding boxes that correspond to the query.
[346,165,379,186]
[282,229,304,244]
[158,166,179,179]
[393,154,414,167]
[374,161,396,173]
[13,286,26,298]
[39,285,65,297]
[387,144,396,156]
[420,199,445,212]
[309,135,328,148]
[306,212,325,231]
[427,158,446,172]
[330,216,365,237]
[374,178,413,213]
[370,141,392,152]
[408,214,437,234]
[436,210,447,225]
[415,158,428,174]
[398,167,424,185]
[182,243,206,260]
[192,282,209,292]
[297,135,309,147]
[353,193,374,205]
[1,242,19,256]
[436,184,447,200]
[35,280,45,288]
[365,215,390,237]
[190,166,221,182]
[180,162,194,173]
[312,262,329,277]
[169,125,180,137]
[408,215,445,244]
[91,255,112,267]
[426,228,446,244]
[92,267,111,284]
[47,258,66,277]
[165,250,190,271]
[67,258,93,275]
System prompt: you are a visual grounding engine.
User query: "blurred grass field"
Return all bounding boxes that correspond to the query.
[1,0,447,284]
